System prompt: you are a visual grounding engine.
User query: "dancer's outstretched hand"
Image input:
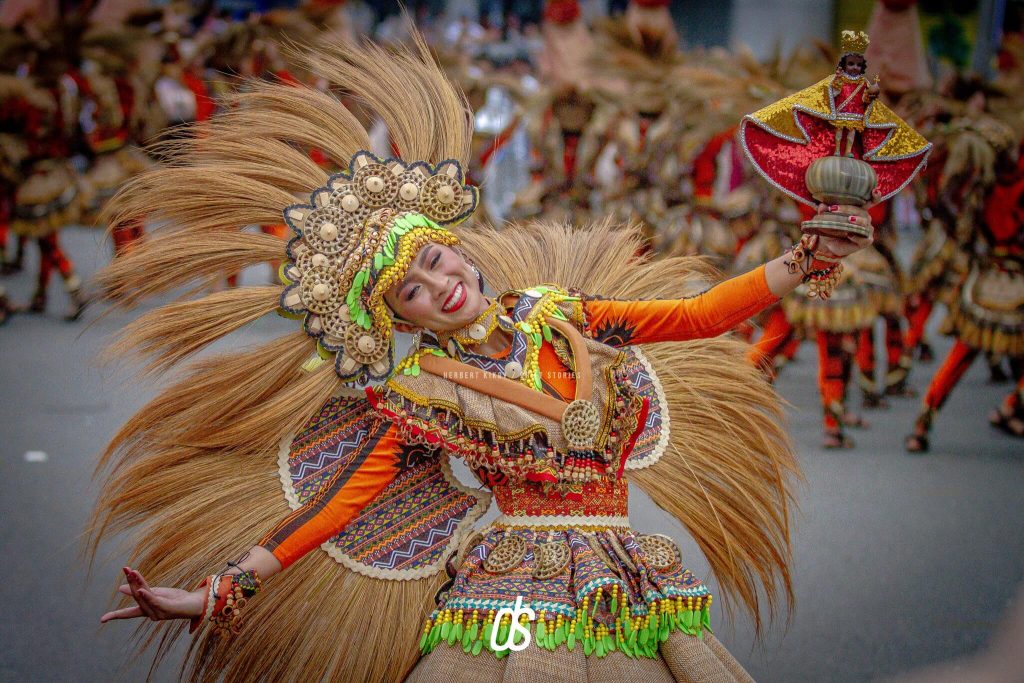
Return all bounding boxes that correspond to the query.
[813,188,881,258]
[100,566,205,623]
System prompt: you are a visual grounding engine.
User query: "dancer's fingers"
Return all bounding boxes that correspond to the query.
[129,568,153,592]
[124,567,156,619]
[100,605,143,622]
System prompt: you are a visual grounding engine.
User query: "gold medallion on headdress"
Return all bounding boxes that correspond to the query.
[278,151,479,384]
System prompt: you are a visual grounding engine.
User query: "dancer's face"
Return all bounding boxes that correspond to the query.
[384,243,486,333]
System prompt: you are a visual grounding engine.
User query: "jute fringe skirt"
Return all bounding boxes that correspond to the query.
[404,630,754,683]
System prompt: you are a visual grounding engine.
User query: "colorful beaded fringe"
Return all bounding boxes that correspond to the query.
[419,589,712,659]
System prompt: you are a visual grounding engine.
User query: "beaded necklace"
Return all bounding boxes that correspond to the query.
[439,287,577,390]
[435,299,503,356]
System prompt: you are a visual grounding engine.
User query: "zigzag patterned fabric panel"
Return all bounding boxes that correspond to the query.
[330,452,481,572]
[288,395,482,573]
[289,395,379,503]
[619,349,664,467]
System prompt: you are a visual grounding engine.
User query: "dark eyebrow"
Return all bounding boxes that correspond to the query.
[397,245,434,295]
[418,245,434,268]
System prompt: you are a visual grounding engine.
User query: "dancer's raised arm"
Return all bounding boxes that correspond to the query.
[582,200,875,347]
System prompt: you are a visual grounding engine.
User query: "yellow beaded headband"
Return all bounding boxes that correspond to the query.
[279,151,478,384]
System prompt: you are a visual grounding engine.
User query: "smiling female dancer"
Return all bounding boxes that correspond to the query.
[89,36,874,682]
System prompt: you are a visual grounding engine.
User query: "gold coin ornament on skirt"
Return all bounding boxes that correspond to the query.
[277,151,479,385]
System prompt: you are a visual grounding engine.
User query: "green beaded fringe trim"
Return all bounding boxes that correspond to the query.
[419,594,711,659]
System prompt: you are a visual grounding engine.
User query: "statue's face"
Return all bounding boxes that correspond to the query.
[841,55,866,77]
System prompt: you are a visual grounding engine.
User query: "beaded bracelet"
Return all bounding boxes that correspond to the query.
[209,569,262,635]
[785,235,844,300]
[188,569,262,636]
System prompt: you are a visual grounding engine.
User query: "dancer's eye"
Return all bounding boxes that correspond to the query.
[406,285,419,302]
[430,253,440,269]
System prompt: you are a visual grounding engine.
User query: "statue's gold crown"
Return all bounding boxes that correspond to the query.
[841,30,870,55]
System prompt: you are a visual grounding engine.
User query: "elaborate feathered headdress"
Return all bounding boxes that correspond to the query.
[278,153,477,383]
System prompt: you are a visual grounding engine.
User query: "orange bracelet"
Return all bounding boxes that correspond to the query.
[188,574,234,635]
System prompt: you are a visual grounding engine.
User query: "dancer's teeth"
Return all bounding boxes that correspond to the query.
[443,282,463,312]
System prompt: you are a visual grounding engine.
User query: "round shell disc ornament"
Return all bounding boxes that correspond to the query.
[562,399,601,449]
[484,534,527,574]
[299,268,343,315]
[353,162,399,207]
[421,173,467,222]
[637,534,681,570]
[302,206,356,255]
[394,169,428,211]
[343,324,388,365]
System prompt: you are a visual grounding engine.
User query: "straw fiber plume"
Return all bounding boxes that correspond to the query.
[95,231,287,310]
[301,34,472,164]
[198,84,371,167]
[106,286,287,376]
[458,218,712,297]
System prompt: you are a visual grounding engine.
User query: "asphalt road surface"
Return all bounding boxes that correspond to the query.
[1,226,1021,682]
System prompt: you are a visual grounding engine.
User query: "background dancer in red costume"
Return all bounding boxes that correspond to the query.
[907,122,1024,451]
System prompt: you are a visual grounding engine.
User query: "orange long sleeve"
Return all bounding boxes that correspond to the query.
[583,265,779,346]
[258,418,404,570]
